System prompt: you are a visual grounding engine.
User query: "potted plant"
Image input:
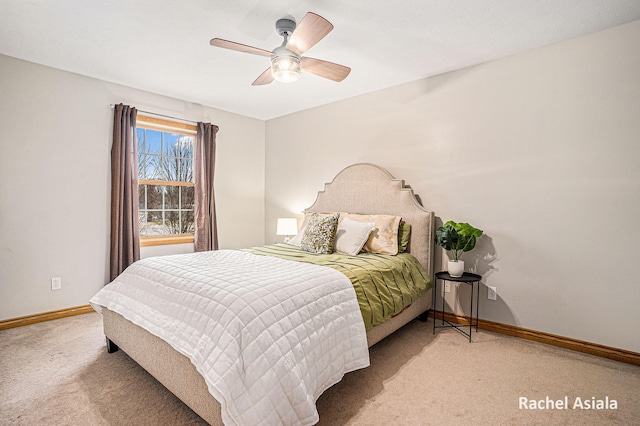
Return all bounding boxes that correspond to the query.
[435,221,483,277]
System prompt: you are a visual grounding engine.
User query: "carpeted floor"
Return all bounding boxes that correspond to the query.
[0,312,638,425]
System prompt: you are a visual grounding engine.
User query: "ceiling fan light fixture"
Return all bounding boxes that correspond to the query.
[271,49,301,83]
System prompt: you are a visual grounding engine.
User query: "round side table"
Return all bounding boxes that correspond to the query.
[432,271,482,342]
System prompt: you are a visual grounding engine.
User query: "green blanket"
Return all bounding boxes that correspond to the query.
[243,243,432,330]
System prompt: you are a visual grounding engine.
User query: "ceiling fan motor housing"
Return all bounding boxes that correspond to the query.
[271,18,301,83]
[275,18,296,37]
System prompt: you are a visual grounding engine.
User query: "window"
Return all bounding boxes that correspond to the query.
[137,116,196,246]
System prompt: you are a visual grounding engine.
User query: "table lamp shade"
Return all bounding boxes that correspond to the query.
[276,218,298,236]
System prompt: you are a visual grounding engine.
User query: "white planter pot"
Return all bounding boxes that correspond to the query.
[448,260,464,277]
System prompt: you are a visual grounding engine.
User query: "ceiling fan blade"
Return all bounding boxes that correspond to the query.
[301,57,351,82]
[252,68,274,86]
[209,38,273,57]
[286,12,333,56]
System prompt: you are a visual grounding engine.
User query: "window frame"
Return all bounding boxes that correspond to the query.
[136,115,197,247]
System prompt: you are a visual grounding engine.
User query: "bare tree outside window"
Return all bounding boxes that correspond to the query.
[137,126,195,238]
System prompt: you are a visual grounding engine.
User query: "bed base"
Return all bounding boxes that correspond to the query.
[104,308,223,425]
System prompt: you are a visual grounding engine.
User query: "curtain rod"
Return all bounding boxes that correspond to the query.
[109,104,198,125]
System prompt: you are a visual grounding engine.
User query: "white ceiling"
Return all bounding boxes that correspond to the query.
[2,1,639,120]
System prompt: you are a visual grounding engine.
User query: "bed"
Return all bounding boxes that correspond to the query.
[92,163,435,425]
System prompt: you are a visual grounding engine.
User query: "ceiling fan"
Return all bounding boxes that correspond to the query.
[210,12,351,86]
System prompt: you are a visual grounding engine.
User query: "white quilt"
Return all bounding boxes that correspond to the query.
[90,250,370,425]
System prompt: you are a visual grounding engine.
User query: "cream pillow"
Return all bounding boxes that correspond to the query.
[334,217,376,256]
[340,213,402,255]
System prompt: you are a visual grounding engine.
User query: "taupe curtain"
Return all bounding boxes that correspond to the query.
[110,104,140,280]
[194,122,219,252]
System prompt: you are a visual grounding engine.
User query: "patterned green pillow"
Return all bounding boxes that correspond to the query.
[300,213,340,254]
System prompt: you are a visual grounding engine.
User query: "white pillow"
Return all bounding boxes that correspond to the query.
[334,217,376,256]
[287,227,305,247]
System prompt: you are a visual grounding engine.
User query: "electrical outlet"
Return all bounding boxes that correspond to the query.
[445,281,451,293]
[51,277,62,291]
[488,286,497,300]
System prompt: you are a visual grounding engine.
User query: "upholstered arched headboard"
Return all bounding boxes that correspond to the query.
[305,163,435,278]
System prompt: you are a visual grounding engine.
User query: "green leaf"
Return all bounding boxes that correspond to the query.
[454,222,483,238]
[460,235,477,252]
[435,224,458,251]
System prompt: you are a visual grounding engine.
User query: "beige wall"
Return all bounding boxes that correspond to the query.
[265,21,640,352]
[0,55,265,320]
